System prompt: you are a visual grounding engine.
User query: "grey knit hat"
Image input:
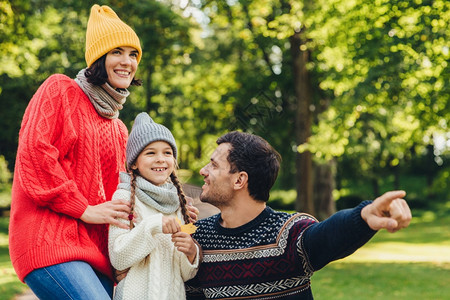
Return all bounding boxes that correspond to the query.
[126,112,177,168]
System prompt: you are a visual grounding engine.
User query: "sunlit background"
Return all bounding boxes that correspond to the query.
[0,0,449,299]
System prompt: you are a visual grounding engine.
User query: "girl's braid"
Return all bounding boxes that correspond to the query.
[170,172,190,224]
[129,171,138,229]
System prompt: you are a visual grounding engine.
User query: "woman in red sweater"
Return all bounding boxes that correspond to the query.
[9,4,142,299]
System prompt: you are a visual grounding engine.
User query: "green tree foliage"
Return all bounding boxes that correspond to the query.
[186,0,303,188]
[188,0,449,208]
[301,0,449,199]
[0,155,11,191]
[0,0,448,209]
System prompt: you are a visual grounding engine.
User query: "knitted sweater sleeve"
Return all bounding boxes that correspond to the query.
[108,189,164,271]
[14,74,88,218]
[301,201,377,271]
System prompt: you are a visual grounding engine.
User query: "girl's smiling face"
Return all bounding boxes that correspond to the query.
[131,141,175,186]
[105,46,139,89]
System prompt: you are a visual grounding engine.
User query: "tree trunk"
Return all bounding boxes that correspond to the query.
[314,161,336,221]
[290,30,314,215]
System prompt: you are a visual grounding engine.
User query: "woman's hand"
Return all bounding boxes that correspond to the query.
[172,232,197,264]
[80,199,132,229]
[114,268,129,283]
[185,196,199,223]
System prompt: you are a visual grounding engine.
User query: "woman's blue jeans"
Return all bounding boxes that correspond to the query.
[24,261,114,300]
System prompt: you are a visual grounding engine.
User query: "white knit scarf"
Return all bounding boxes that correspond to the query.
[75,69,129,119]
[118,172,180,214]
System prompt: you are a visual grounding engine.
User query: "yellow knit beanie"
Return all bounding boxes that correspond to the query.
[85,4,142,67]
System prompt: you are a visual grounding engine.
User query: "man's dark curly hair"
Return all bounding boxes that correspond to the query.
[217,131,281,202]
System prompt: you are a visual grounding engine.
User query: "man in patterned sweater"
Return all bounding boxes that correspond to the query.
[185,131,411,299]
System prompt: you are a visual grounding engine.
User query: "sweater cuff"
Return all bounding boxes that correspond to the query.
[52,181,89,219]
[189,244,200,268]
[352,200,377,235]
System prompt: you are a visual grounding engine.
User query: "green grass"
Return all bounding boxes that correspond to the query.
[369,208,450,245]
[311,212,450,299]
[311,262,450,299]
[0,218,29,300]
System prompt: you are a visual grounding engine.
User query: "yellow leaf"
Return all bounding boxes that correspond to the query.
[176,218,198,234]
[181,223,198,234]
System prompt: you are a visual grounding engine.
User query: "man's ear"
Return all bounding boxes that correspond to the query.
[233,171,248,190]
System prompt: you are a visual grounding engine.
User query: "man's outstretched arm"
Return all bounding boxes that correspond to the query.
[301,190,411,271]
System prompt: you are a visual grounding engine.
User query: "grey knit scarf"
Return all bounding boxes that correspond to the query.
[118,172,180,214]
[75,69,129,119]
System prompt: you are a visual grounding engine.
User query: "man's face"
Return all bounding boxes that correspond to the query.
[199,143,235,207]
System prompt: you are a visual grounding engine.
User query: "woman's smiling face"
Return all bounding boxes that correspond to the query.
[105,46,139,89]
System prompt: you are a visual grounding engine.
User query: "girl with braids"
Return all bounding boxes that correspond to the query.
[108,112,200,300]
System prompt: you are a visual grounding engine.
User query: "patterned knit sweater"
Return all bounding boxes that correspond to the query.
[9,74,128,282]
[109,189,199,300]
[186,202,375,299]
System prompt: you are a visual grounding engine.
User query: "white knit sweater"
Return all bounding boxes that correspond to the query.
[108,189,199,300]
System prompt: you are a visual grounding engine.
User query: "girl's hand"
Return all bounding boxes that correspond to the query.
[162,216,181,234]
[172,232,197,263]
[80,199,132,229]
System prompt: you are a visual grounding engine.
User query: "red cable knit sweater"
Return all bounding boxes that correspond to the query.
[9,74,128,282]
